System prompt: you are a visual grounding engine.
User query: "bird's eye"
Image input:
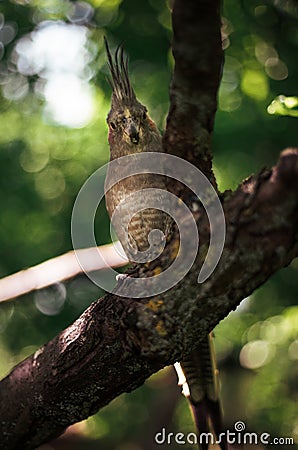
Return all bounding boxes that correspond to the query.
[110,122,116,130]
[122,117,127,124]
[142,111,147,120]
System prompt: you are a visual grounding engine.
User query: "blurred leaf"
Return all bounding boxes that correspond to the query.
[241,68,269,101]
[267,95,298,117]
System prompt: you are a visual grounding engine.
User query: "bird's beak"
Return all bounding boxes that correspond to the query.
[125,119,140,145]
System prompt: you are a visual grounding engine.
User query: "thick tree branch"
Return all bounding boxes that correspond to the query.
[163,0,223,185]
[0,149,297,450]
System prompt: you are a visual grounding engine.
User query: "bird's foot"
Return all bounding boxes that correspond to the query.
[116,273,129,281]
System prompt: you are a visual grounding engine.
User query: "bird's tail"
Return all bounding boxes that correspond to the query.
[175,333,227,450]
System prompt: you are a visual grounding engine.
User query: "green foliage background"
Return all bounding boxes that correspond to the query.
[0,1,297,448]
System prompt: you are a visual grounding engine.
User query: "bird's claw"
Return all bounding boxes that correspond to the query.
[116,273,128,281]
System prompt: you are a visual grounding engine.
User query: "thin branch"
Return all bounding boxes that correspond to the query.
[0,244,127,303]
[0,149,297,450]
[163,0,223,185]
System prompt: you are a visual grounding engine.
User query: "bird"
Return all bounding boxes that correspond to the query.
[104,38,171,263]
[104,37,226,450]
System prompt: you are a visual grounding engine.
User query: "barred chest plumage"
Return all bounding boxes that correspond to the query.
[105,170,172,261]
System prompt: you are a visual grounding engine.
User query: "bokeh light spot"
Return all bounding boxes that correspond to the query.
[35,166,66,199]
[0,22,17,45]
[255,41,278,65]
[34,283,66,316]
[2,74,29,101]
[20,149,49,173]
[260,315,289,344]
[288,340,298,361]
[265,57,288,80]
[43,74,95,127]
[67,1,94,24]
[241,69,269,101]
[240,340,274,369]
[15,21,95,127]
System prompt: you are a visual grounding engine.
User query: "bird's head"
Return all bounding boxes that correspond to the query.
[104,38,160,155]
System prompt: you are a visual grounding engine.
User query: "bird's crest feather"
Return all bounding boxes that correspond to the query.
[104,37,137,107]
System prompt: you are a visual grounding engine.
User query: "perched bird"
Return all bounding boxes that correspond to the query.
[104,38,171,262]
[104,38,225,450]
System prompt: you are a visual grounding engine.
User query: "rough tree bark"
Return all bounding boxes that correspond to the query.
[0,1,297,449]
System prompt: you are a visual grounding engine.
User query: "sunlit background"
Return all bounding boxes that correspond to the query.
[0,0,297,449]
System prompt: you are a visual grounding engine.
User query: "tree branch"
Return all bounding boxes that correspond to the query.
[163,0,223,185]
[1,148,297,450]
[0,244,127,303]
